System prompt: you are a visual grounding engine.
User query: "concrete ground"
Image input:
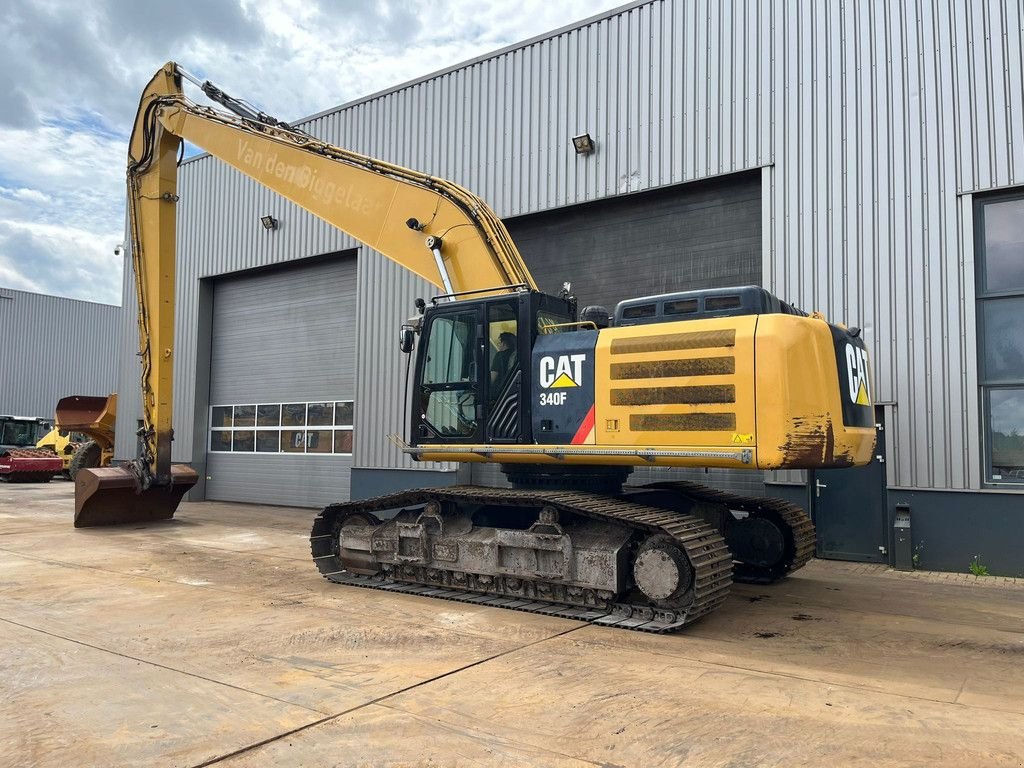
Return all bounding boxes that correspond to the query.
[1,482,1023,768]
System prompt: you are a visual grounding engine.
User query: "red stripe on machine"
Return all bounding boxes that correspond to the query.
[571,405,596,445]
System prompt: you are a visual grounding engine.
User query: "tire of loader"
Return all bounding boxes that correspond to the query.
[68,440,102,481]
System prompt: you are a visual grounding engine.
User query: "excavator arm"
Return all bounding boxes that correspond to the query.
[74,62,538,527]
[135,63,534,293]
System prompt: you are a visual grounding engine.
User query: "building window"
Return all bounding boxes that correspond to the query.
[975,191,1024,484]
[209,401,354,455]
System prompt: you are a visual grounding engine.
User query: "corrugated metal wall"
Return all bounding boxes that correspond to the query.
[0,288,119,418]
[117,0,1024,493]
[300,0,772,214]
[765,0,1024,491]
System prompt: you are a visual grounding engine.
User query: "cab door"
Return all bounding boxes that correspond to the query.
[414,307,484,442]
[484,300,522,442]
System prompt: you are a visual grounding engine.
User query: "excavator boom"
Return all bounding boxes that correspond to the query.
[75,62,538,526]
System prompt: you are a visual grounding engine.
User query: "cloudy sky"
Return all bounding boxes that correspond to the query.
[0,0,627,305]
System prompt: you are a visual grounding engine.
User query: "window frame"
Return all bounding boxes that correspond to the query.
[974,188,1024,486]
[209,400,354,456]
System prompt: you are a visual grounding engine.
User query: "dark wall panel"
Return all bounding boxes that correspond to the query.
[887,489,1024,577]
[506,171,762,313]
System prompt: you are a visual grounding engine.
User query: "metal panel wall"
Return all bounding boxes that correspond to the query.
[300,0,771,215]
[764,0,1024,490]
[0,288,119,418]
[117,0,1024,493]
[333,0,1023,490]
[351,249,437,472]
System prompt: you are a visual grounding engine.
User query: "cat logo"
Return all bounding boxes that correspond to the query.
[539,354,586,388]
[845,343,871,406]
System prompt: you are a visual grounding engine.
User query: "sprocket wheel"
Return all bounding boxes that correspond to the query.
[633,533,695,609]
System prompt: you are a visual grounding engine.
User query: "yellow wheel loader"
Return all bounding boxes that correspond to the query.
[55,395,117,479]
[77,63,876,631]
[35,426,80,479]
[34,394,117,479]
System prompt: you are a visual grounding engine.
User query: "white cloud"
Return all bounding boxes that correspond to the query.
[0,187,50,205]
[0,219,123,303]
[0,0,628,303]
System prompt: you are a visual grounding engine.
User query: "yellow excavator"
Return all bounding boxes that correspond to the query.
[77,63,875,631]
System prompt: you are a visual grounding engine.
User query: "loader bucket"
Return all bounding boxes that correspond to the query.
[56,394,117,450]
[74,464,198,527]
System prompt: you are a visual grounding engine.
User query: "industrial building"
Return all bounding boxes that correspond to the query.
[0,287,119,419]
[114,0,1024,575]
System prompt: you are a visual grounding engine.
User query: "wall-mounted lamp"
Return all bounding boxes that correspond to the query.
[260,215,279,231]
[571,133,595,155]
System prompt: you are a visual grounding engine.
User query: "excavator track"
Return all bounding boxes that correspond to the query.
[640,481,816,584]
[311,485,733,633]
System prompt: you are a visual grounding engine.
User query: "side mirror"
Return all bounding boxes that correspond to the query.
[399,325,415,354]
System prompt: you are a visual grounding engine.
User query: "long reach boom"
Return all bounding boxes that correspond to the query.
[74,62,537,526]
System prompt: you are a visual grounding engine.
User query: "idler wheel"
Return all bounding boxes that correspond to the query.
[727,514,787,568]
[633,534,694,608]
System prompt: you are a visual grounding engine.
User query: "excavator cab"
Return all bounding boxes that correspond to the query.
[410,291,575,446]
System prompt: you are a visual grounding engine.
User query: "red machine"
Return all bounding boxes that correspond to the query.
[0,415,62,482]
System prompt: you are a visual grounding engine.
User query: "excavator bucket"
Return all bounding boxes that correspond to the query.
[74,465,198,528]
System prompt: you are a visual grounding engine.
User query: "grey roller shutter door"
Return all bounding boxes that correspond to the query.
[206,254,357,507]
[506,171,762,312]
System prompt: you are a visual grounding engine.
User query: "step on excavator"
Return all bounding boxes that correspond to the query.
[77,63,876,631]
